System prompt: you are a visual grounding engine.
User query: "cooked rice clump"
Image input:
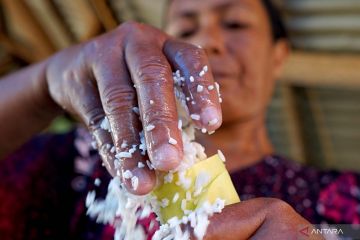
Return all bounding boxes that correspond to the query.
[86,68,225,240]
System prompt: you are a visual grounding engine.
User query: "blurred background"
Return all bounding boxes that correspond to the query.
[0,0,359,171]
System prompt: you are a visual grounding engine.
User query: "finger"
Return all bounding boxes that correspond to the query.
[163,39,222,133]
[205,198,314,240]
[65,74,117,177]
[125,37,183,171]
[46,45,120,179]
[90,43,156,195]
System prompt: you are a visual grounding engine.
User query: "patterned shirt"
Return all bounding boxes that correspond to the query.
[0,128,359,239]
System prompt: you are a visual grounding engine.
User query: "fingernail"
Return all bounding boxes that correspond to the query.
[152,144,182,171]
[127,167,156,195]
[200,106,221,128]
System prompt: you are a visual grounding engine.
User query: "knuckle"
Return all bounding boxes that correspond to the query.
[266,198,294,214]
[62,69,79,86]
[143,107,177,126]
[119,21,139,31]
[174,44,205,63]
[84,106,105,129]
[137,57,170,80]
[85,38,102,56]
[102,86,136,114]
[119,21,150,37]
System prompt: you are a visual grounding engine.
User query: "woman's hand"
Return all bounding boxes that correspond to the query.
[46,21,222,194]
[204,198,324,240]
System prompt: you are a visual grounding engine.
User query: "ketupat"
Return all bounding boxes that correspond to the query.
[153,154,240,223]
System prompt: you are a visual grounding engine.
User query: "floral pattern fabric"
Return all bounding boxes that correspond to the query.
[0,129,359,239]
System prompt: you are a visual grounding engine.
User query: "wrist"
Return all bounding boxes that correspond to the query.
[31,59,63,121]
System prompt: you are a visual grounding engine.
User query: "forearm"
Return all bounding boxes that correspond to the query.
[0,60,62,158]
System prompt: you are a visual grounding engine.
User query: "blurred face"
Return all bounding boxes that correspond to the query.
[166,0,287,124]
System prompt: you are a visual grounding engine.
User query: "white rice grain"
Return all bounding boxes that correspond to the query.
[146,160,154,170]
[217,149,226,162]
[161,198,169,208]
[123,170,133,179]
[190,114,200,121]
[115,152,132,159]
[172,192,180,203]
[164,172,174,183]
[94,178,101,186]
[132,107,140,115]
[208,118,218,126]
[186,191,192,201]
[145,124,155,132]
[178,119,182,130]
[168,137,177,145]
[120,140,128,149]
[110,146,116,153]
[131,176,139,190]
[100,117,111,132]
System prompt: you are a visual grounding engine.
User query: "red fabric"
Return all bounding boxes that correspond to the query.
[0,129,359,239]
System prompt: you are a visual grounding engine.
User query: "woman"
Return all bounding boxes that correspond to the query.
[0,0,358,239]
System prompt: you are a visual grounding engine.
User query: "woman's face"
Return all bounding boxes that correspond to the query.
[166,0,287,124]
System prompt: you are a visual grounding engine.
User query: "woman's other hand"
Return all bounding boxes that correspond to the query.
[204,198,324,240]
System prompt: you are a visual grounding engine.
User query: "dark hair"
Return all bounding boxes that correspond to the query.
[261,0,288,41]
[165,0,288,42]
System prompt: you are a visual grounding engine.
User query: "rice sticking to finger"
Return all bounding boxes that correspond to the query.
[100,116,111,132]
[123,170,133,179]
[217,149,226,162]
[145,124,155,132]
[131,176,139,190]
[190,114,200,121]
[178,119,182,130]
[168,137,177,145]
[85,72,232,240]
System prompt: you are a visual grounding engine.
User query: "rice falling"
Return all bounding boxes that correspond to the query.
[94,178,101,186]
[86,69,229,240]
